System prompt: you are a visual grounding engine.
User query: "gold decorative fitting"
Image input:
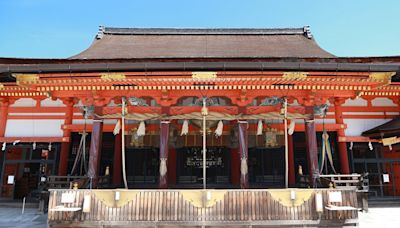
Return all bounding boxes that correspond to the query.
[282,72,308,80]
[0,84,4,90]
[14,74,39,84]
[269,189,314,207]
[369,72,396,83]
[180,190,227,208]
[192,72,217,79]
[100,73,126,81]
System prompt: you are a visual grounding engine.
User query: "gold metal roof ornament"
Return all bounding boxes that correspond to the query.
[192,72,217,79]
[14,74,39,85]
[282,72,308,80]
[100,73,126,81]
[369,72,396,83]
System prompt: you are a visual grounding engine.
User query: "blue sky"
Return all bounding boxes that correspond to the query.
[0,0,399,58]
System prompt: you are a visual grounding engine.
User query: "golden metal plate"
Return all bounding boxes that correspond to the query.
[369,72,396,82]
[269,189,314,207]
[100,73,126,80]
[93,190,138,208]
[192,72,217,79]
[14,74,39,84]
[282,72,308,80]
[180,190,227,208]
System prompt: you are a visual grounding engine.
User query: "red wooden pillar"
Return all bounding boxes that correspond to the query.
[168,148,176,186]
[304,106,319,187]
[159,121,170,188]
[288,133,296,186]
[58,99,74,175]
[334,98,350,174]
[0,98,9,165]
[112,132,122,187]
[0,98,9,138]
[88,107,103,188]
[231,148,240,186]
[238,121,249,189]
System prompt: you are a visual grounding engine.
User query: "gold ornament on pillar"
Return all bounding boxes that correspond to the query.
[201,106,208,116]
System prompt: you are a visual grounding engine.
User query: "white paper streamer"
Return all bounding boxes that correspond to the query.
[257,120,263,136]
[288,120,295,135]
[181,120,189,136]
[215,120,224,137]
[113,120,121,135]
[137,121,146,136]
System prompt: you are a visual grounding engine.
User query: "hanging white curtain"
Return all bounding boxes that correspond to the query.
[113,120,121,135]
[215,120,224,137]
[288,120,295,135]
[181,119,189,136]
[257,120,263,136]
[137,121,146,136]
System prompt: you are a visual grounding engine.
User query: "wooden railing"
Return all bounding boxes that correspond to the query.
[48,189,359,227]
[319,173,369,192]
[47,175,111,189]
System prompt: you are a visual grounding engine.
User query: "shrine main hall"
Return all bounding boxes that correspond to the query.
[0,26,399,200]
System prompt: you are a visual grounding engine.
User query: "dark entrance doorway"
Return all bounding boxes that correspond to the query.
[351,143,400,198]
[0,144,58,199]
[125,148,159,188]
[248,147,285,188]
[176,147,231,188]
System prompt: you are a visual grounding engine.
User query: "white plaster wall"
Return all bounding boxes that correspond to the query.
[344,119,392,136]
[104,119,117,124]
[314,119,336,124]
[293,118,336,124]
[72,119,117,125]
[72,119,93,125]
[371,98,397,107]
[5,119,64,137]
[40,98,65,107]
[342,98,367,106]
[10,98,36,107]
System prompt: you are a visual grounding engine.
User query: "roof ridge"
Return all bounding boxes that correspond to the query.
[96,25,313,39]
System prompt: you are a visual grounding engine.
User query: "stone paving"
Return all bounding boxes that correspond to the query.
[1,207,400,227]
[358,207,400,228]
[0,208,47,228]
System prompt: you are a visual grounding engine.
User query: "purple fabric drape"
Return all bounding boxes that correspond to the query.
[159,121,170,188]
[88,114,104,188]
[238,121,249,189]
[304,106,319,187]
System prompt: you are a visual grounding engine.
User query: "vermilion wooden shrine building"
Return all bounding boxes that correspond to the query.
[1,26,400,200]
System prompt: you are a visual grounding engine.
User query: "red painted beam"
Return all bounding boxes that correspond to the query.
[0,137,69,143]
[338,136,380,143]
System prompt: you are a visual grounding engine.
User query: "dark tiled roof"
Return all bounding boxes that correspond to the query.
[362,118,400,138]
[70,26,335,59]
